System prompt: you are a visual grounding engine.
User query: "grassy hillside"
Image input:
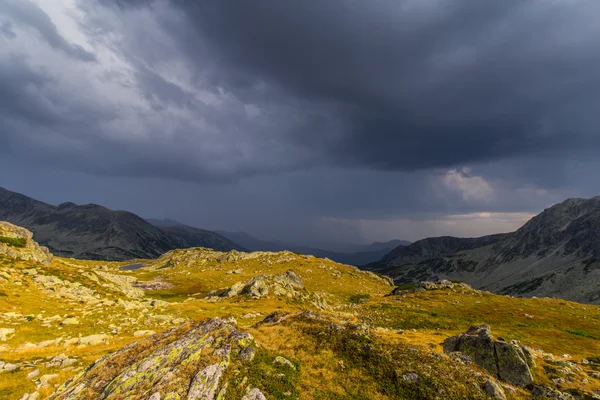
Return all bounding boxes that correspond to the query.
[1,226,599,399]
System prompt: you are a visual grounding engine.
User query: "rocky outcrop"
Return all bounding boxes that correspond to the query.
[0,221,52,264]
[443,325,533,387]
[50,317,265,400]
[206,270,306,300]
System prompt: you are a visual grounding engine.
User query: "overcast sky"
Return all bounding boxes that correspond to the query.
[1,0,599,245]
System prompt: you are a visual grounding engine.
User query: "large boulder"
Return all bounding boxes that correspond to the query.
[443,325,533,387]
[50,318,262,399]
[0,222,52,264]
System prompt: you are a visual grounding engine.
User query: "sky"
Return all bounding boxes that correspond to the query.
[1,0,599,246]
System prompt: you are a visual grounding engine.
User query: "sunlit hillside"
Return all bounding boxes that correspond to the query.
[1,222,599,399]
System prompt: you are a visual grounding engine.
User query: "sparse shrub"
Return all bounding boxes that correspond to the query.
[0,236,26,248]
[0,291,6,297]
[349,294,371,304]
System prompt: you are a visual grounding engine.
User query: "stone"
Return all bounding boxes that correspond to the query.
[532,385,574,399]
[242,388,267,400]
[61,318,79,326]
[133,330,156,337]
[27,369,40,379]
[484,380,506,400]
[0,328,15,341]
[4,363,19,371]
[402,373,420,384]
[273,356,295,370]
[443,325,533,387]
[239,347,256,361]
[187,363,225,400]
[77,334,108,346]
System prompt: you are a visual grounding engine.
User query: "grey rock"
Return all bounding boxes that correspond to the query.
[241,388,267,400]
[443,325,533,387]
[484,380,506,400]
[532,385,574,399]
[187,363,225,400]
[273,356,295,370]
[402,373,420,384]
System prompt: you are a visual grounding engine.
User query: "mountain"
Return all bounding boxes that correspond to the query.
[370,196,600,304]
[357,239,411,252]
[0,187,242,261]
[144,218,186,227]
[213,230,287,252]
[160,225,246,252]
[214,230,407,266]
[2,221,599,399]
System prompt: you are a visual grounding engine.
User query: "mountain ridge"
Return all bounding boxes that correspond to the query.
[370,196,600,304]
[0,187,243,260]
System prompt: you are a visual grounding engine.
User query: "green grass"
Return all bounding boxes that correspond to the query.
[395,283,418,291]
[566,330,597,339]
[349,294,371,304]
[0,236,26,248]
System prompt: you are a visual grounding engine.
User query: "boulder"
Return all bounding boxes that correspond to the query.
[49,318,272,400]
[0,328,15,341]
[242,388,267,400]
[531,385,574,399]
[443,325,533,387]
[484,379,506,400]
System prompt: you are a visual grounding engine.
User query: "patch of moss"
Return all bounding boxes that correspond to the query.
[566,330,596,339]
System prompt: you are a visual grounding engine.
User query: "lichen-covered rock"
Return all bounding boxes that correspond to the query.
[241,388,266,400]
[0,221,53,264]
[531,385,575,399]
[49,318,263,400]
[443,325,533,387]
[484,379,506,400]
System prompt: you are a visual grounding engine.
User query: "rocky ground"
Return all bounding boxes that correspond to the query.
[1,222,600,399]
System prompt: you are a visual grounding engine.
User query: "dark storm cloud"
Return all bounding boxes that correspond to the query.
[167,0,600,170]
[1,0,600,243]
[0,0,96,62]
[2,0,599,183]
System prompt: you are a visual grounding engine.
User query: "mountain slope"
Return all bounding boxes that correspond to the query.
[372,197,600,304]
[0,187,241,261]
[160,225,246,252]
